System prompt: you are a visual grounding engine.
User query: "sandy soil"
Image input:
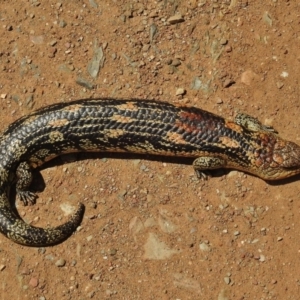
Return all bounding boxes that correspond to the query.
[0,1,300,299]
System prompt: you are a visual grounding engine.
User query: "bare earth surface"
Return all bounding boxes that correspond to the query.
[1,1,300,299]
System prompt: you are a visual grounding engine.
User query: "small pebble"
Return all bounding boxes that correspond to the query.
[149,23,158,41]
[30,35,44,44]
[168,14,184,24]
[259,254,266,262]
[276,81,284,89]
[171,58,181,67]
[76,77,94,90]
[48,47,57,58]
[109,248,117,256]
[71,260,77,267]
[220,38,228,45]
[59,20,67,28]
[241,70,258,86]
[38,247,46,254]
[86,235,93,242]
[224,276,231,284]
[199,242,211,252]
[140,164,148,171]
[0,265,6,271]
[45,255,55,261]
[223,78,234,88]
[29,277,39,288]
[55,258,66,267]
[176,88,186,96]
[49,39,57,46]
[166,59,172,65]
[88,291,95,298]
[20,268,30,275]
[89,0,98,8]
[142,44,150,52]
[225,45,232,52]
[271,279,277,284]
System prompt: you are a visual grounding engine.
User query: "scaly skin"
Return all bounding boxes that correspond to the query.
[0,98,300,246]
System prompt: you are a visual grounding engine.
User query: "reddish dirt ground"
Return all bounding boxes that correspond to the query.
[0,1,300,299]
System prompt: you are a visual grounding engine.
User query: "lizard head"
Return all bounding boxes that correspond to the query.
[258,136,300,180]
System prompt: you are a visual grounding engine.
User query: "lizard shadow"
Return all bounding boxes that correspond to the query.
[11,152,300,218]
[25,151,300,194]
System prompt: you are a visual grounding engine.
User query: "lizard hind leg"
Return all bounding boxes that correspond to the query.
[16,161,37,206]
[193,156,227,179]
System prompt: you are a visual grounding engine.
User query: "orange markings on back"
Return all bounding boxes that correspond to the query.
[225,121,243,133]
[111,114,134,123]
[116,102,139,111]
[105,129,125,138]
[219,136,239,148]
[23,115,39,125]
[167,132,187,145]
[64,104,83,112]
[48,119,70,127]
[175,121,193,133]
[176,111,203,133]
[180,111,203,122]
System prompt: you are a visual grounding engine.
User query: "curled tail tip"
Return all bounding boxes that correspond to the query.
[34,202,85,246]
[71,202,85,223]
[6,202,85,247]
[52,202,85,244]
